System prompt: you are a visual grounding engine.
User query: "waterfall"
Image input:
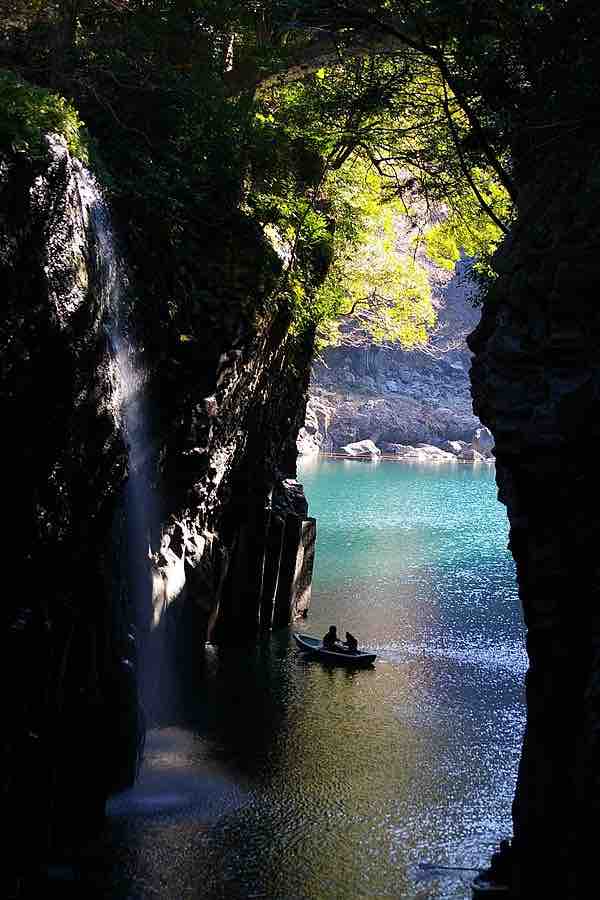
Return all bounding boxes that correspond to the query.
[72,162,170,724]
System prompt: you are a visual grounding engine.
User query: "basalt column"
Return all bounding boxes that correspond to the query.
[469,139,600,900]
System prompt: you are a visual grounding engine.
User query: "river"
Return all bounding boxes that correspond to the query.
[89,459,525,899]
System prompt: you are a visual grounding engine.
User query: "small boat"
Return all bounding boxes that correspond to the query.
[293,633,377,666]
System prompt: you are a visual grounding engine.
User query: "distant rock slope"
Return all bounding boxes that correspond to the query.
[298,256,484,456]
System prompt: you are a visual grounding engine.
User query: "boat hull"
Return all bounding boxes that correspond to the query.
[293,633,377,666]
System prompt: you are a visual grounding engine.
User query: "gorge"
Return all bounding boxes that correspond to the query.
[2,4,600,899]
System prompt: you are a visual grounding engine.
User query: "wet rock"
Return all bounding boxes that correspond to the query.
[276,478,310,519]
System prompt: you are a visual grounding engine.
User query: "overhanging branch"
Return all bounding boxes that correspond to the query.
[441,79,509,234]
[223,27,413,96]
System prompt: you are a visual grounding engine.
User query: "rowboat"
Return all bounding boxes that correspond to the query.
[293,632,377,666]
[471,872,510,896]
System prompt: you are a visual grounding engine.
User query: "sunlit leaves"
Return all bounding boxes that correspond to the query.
[249,53,510,345]
[422,169,512,278]
[0,69,89,160]
[305,162,436,349]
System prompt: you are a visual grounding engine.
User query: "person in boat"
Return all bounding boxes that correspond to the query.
[322,625,340,649]
[344,631,358,652]
[322,626,360,653]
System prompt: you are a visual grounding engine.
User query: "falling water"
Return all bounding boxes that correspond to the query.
[72,162,170,723]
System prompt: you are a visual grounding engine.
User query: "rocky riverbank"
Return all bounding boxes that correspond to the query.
[320,428,495,463]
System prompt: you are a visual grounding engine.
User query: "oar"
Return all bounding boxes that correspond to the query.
[418,863,481,873]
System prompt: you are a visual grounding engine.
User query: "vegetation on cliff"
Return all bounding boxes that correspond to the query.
[0,68,88,159]
[0,0,523,355]
[2,2,596,350]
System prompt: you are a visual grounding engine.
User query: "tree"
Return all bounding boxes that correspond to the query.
[0,0,520,347]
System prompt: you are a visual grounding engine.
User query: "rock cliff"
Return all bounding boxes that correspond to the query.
[469,138,600,898]
[299,256,483,456]
[1,135,316,862]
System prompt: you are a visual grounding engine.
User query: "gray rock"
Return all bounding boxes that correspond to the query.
[297,427,320,455]
[359,375,377,390]
[443,439,468,456]
[340,439,381,457]
[472,425,494,451]
[380,443,456,462]
[381,442,415,456]
[415,443,459,462]
[304,246,483,455]
[457,447,486,462]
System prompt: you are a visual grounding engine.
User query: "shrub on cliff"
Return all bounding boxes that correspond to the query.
[0,68,88,161]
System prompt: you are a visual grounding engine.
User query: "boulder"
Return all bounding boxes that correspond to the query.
[472,425,494,451]
[414,443,459,462]
[380,442,417,456]
[381,442,456,462]
[340,439,381,457]
[457,447,486,462]
[443,439,468,456]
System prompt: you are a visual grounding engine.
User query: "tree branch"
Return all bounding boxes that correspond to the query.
[223,27,412,97]
[440,79,509,234]
[310,3,519,202]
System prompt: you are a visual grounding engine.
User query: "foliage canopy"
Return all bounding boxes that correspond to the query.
[3,2,593,346]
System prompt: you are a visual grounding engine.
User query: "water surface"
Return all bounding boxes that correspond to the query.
[91,459,525,899]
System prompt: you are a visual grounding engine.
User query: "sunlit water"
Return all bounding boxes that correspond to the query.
[87,459,525,899]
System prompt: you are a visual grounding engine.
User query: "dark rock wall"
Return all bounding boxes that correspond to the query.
[469,141,600,898]
[2,136,136,863]
[2,137,126,592]
[1,137,317,863]
[155,290,317,653]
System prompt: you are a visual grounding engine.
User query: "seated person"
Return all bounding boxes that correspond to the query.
[322,625,340,649]
[344,631,358,652]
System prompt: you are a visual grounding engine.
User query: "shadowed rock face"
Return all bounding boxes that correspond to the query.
[2,135,134,865]
[2,136,126,592]
[1,137,317,861]
[469,141,600,899]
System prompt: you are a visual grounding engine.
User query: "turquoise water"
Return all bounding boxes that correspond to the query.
[94,459,525,900]
[300,458,521,662]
